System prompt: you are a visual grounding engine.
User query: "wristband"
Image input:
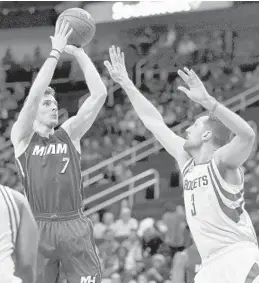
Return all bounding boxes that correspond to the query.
[209,101,219,117]
[50,49,61,60]
[52,48,61,55]
[49,55,58,61]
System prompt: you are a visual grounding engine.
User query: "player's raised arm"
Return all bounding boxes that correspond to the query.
[12,190,39,283]
[178,68,256,168]
[104,45,189,168]
[10,21,73,149]
[61,46,107,140]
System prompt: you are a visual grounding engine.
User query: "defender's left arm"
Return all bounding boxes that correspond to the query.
[61,47,107,140]
[178,68,256,168]
[203,97,255,168]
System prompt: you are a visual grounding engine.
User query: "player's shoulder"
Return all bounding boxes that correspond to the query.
[12,129,35,158]
[181,157,194,176]
[60,120,81,153]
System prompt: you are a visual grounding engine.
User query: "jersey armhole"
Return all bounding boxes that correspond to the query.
[210,157,244,189]
[58,126,81,155]
[14,131,35,158]
[181,158,193,177]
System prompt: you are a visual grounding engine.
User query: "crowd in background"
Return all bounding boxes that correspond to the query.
[1,25,259,191]
[0,7,259,283]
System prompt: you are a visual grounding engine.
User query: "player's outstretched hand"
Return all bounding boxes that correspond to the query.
[64,45,84,56]
[104,45,129,84]
[50,20,73,54]
[177,67,211,105]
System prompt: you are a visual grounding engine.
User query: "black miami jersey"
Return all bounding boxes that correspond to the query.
[15,127,83,214]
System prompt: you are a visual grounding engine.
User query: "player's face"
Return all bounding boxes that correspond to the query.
[36,95,58,128]
[184,116,209,152]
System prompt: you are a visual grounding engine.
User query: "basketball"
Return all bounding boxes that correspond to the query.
[56,8,96,47]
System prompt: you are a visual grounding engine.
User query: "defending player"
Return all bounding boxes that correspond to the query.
[10,21,107,283]
[0,185,38,283]
[104,46,259,283]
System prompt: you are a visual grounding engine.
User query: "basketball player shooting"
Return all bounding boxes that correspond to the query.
[10,21,106,283]
[105,46,259,283]
[0,185,38,283]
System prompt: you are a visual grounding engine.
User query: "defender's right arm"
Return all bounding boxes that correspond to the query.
[10,21,72,148]
[12,190,39,283]
[104,46,189,168]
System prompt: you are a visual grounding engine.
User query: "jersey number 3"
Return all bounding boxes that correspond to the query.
[191,194,197,216]
[61,157,70,174]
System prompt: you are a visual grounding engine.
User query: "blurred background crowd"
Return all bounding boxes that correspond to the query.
[1,1,259,283]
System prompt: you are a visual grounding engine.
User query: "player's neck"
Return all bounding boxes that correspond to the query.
[33,121,54,138]
[191,144,216,165]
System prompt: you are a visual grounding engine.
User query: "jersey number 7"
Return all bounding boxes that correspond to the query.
[61,157,70,174]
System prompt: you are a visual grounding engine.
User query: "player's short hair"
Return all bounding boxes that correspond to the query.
[203,116,232,147]
[44,86,55,97]
[24,86,55,104]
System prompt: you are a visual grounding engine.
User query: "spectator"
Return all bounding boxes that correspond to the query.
[114,163,133,183]
[33,46,44,70]
[101,136,115,159]
[103,212,117,233]
[136,274,148,283]
[116,246,128,275]
[146,254,170,283]
[169,161,180,188]
[142,226,163,257]
[115,136,128,153]
[111,273,122,283]
[102,163,116,184]
[115,208,138,237]
[122,229,143,274]
[158,207,187,260]
[99,229,120,278]
[177,34,196,56]
[120,198,131,211]
[86,140,102,165]
[90,212,106,239]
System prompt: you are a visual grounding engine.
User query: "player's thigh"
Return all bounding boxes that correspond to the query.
[36,220,59,283]
[59,217,101,283]
[195,247,259,283]
[36,260,60,283]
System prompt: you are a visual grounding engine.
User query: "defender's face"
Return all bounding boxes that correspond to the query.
[36,95,58,128]
[184,116,208,152]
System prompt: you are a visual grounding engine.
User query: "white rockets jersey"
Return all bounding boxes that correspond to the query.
[181,158,257,261]
[0,185,20,280]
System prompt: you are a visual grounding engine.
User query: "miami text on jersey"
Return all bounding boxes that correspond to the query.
[32,143,68,156]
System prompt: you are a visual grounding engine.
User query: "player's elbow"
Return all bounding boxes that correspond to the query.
[243,124,256,141]
[100,89,108,98]
[247,129,256,141]
[93,90,107,101]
